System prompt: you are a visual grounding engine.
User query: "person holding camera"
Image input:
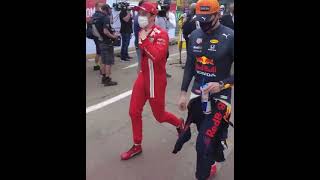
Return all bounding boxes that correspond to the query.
[94,4,119,86]
[155,0,175,78]
[133,0,146,73]
[119,5,133,62]
[120,2,184,161]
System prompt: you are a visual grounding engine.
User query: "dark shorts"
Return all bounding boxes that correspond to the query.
[99,43,114,65]
[94,39,101,55]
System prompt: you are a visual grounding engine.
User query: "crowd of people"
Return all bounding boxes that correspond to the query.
[87,0,181,86]
[87,0,234,179]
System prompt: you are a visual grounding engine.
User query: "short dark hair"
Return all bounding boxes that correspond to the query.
[101,4,111,11]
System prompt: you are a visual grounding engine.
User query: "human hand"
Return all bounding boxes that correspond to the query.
[139,29,152,41]
[178,93,188,111]
[202,82,223,94]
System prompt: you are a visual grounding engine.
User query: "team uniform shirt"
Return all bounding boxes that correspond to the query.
[181,24,234,103]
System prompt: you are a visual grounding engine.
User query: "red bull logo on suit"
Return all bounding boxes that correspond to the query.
[195,56,216,77]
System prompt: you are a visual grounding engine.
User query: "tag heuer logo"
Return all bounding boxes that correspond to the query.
[200,6,210,11]
[210,39,219,44]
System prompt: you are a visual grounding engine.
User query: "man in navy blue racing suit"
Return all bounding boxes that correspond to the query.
[176,0,234,179]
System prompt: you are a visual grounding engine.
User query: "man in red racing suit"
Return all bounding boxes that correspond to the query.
[120,2,184,160]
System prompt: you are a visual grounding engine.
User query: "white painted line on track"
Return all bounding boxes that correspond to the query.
[122,63,138,69]
[122,51,187,69]
[87,51,187,113]
[128,51,136,54]
[86,90,132,114]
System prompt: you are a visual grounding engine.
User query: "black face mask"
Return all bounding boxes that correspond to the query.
[200,16,218,33]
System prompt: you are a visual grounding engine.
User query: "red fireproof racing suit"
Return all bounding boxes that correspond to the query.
[129,25,181,144]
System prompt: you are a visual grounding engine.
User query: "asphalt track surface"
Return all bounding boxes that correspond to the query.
[86,45,234,180]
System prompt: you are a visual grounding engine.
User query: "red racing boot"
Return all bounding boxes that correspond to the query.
[120,144,142,160]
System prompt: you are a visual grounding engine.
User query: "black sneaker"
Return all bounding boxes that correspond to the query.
[166,73,172,78]
[104,79,118,86]
[126,56,133,59]
[101,76,108,84]
[93,65,100,71]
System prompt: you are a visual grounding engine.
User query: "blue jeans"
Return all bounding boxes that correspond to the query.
[121,33,131,59]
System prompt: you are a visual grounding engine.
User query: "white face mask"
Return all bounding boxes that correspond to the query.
[138,16,149,28]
